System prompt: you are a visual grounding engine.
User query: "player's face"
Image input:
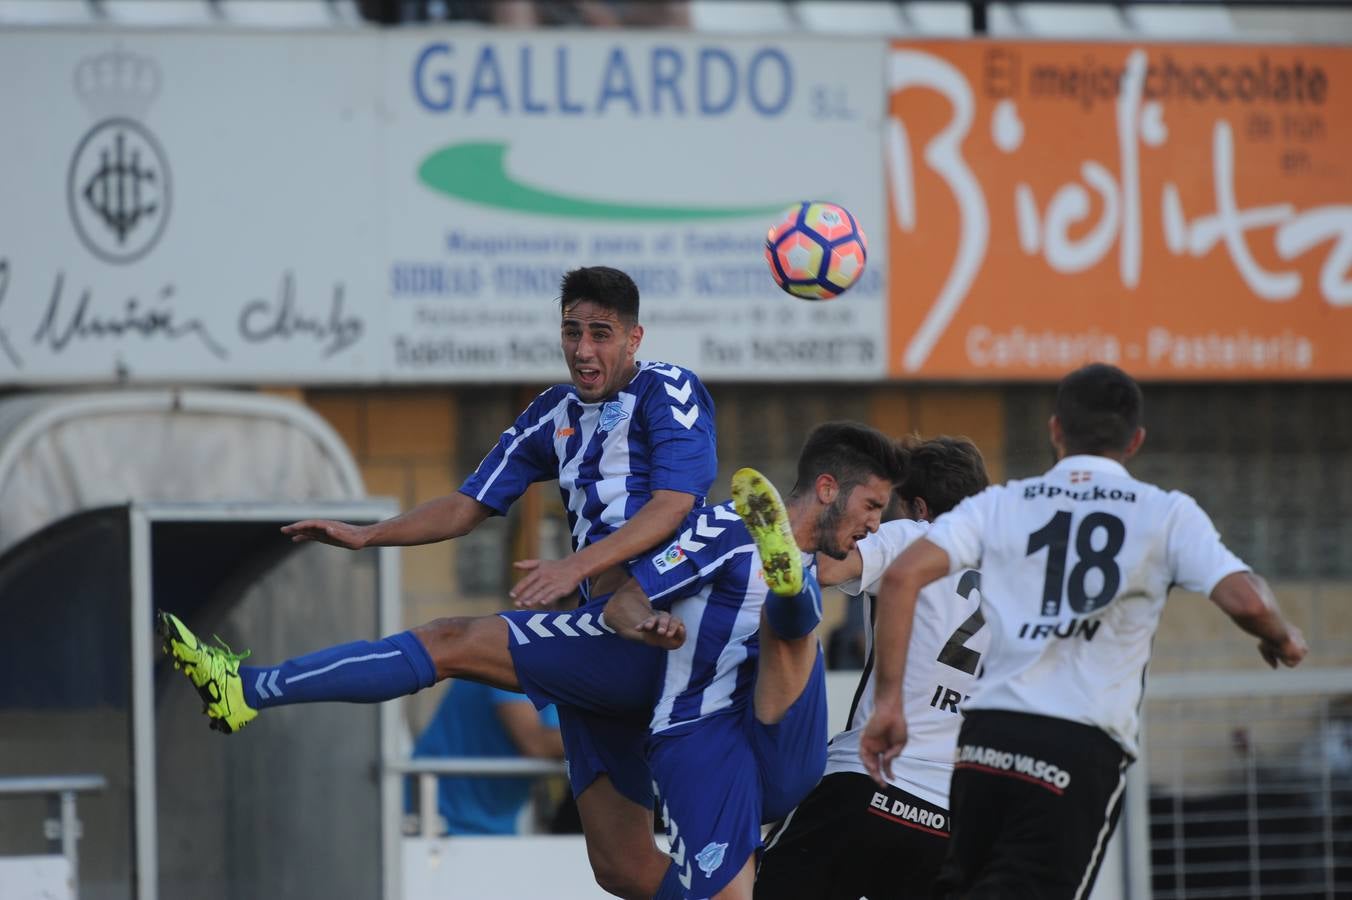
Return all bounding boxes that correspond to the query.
[815,474,891,560]
[560,300,643,403]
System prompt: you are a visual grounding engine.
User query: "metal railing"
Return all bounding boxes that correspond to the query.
[1128,668,1352,900]
[388,757,567,839]
[0,774,108,898]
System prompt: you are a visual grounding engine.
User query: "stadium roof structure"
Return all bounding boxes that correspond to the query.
[0,389,365,555]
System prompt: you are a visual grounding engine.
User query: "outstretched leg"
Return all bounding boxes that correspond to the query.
[730,467,824,724]
[158,611,517,731]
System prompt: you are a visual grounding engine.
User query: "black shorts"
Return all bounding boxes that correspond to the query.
[935,710,1129,900]
[755,772,950,900]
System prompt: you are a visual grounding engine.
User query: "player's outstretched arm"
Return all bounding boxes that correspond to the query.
[598,578,686,650]
[861,537,951,785]
[510,489,697,608]
[282,492,493,549]
[1209,571,1308,669]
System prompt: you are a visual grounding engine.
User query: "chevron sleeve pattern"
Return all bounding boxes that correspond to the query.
[628,502,751,611]
[635,361,719,500]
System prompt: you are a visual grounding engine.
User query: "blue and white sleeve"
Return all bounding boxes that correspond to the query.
[627,506,745,610]
[459,388,567,515]
[640,365,718,500]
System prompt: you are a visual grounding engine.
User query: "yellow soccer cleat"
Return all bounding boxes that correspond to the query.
[731,467,802,597]
[157,611,257,734]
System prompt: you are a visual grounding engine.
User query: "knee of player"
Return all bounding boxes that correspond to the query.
[411,615,479,680]
[583,830,670,900]
[587,855,657,900]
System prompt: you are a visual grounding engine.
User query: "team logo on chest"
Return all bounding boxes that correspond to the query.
[598,400,629,433]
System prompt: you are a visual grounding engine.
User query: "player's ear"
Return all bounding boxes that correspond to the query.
[627,322,644,355]
[913,496,932,522]
[1048,415,1065,456]
[1123,426,1146,460]
[815,473,838,505]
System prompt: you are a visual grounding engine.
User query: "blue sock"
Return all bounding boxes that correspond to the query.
[240,630,437,709]
[654,861,686,900]
[764,571,823,640]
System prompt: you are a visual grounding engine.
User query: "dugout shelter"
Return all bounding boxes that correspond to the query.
[0,390,402,900]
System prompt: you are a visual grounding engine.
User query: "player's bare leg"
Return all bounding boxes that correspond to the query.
[753,605,821,724]
[575,776,672,899]
[421,615,672,899]
[411,614,520,690]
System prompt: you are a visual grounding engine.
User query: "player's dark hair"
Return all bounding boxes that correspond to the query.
[559,266,640,324]
[898,435,989,516]
[792,422,908,497]
[1055,363,1144,455]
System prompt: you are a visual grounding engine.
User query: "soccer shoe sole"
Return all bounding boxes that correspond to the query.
[157,611,206,682]
[156,610,254,734]
[731,467,802,597]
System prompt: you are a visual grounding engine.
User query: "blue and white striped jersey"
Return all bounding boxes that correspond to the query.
[459,361,717,597]
[629,501,816,735]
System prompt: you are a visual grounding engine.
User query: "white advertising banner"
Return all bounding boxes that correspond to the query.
[0,32,386,383]
[381,32,886,381]
[0,29,885,384]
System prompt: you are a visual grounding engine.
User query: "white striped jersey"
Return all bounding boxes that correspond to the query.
[629,501,816,735]
[926,454,1248,758]
[459,361,717,599]
[827,519,988,808]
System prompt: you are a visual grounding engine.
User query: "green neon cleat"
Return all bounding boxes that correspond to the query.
[157,611,257,734]
[731,467,802,598]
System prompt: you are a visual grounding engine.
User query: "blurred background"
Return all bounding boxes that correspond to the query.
[0,1,1349,898]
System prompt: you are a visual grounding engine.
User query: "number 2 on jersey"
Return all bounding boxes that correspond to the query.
[937,570,985,675]
[1026,511,1125,615]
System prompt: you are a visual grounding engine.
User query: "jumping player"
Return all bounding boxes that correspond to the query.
[161,266,716,899]
[755,436,990,900]
[603,422,908,899]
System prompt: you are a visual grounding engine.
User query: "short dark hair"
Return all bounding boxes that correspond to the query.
[898,435,989,517]
[792,422,907,497]
[559,266,640,323]
[1055,363,1143,455]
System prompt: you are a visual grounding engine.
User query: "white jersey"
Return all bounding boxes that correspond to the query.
[827,519,988,808]
[926,454,1248,757]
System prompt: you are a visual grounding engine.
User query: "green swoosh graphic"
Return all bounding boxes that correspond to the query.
[418,142,788,221]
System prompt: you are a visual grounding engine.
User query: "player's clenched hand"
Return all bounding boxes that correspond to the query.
[1259,626,1308,669]
[859,706,908,787]
[511,558,586,608]
[635,611,686,650]
[280,519,370,550]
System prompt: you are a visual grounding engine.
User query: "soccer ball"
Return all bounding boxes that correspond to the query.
[764,201,868,300]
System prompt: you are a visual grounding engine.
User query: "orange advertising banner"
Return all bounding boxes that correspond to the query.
[886,41,1352,380]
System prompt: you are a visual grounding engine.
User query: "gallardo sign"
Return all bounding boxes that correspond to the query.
[886,42,1352,380]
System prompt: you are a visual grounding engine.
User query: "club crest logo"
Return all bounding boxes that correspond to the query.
[695,841,728,877]
[598,400,629,432]
[68,48,171,264]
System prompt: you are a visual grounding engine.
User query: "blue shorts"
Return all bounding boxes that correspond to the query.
[500,597,663,809]
[647,648,828,898]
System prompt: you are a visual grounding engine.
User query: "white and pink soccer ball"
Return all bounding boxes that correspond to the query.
[764,201,868,300]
